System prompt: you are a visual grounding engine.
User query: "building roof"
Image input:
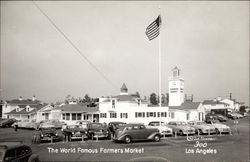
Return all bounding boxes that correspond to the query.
[169,101,201,110]
[5,104,47,115]
[120,83,128,93]
[55,104,99,113]
[6,99,42,105]
[101,94,145,104]
[202,100,226,105]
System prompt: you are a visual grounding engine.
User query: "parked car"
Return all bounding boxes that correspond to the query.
[33,125,60,143]
[112,123,161,143]
[147,121,173,136]
[39,119,65,129]
[86,123,109,139]
[0,118,16,128]
[63,125,88,141]
[227,112,243,119]
[76,121,91,129]
[227,112,238,119]
[188,121,216,134]
[167,121,195,135]
[0,141,39,162]
[108,122,126,136]
[214,114,228,122]
[206,120,231,134]
[13,119,40,130]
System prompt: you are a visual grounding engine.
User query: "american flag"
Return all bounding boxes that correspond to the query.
[145,15,162,41]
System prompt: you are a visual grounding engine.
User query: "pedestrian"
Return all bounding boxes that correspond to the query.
[234,120,239,134]
[14,122,18,132]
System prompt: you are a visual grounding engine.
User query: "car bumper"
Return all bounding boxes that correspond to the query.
[41,136,59,141]
[161,130,173,136]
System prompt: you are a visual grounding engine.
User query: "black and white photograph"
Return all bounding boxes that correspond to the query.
[0,1,249,162]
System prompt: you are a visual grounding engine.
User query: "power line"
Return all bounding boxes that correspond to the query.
[32,1,118,90]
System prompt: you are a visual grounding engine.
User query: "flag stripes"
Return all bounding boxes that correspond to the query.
[145,15,161,41]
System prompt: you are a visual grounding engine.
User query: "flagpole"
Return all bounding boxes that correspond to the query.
[159,6,162,107]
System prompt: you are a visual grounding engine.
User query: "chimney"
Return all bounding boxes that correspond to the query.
[32,96,36,101]
[19,96,23,101]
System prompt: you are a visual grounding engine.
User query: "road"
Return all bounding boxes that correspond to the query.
[0,117,249,162]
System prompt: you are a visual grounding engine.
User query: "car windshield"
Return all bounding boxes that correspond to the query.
[196,122,206,125]
[150,122,165,126]
[41,127,55,131]
[89,123,102,128]
[176,122,187,126]
[68,125,78,129]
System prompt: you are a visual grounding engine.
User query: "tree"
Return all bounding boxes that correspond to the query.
[150,93,158,105]
[84,94,91,103]
[65,94,71,104]
[132,91,140,98]
[239,106,246,112]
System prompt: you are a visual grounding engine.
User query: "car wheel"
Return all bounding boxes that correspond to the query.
[154,135,160,142]
[124,136,132,144]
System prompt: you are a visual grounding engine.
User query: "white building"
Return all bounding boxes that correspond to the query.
[168,67,185,106]
[2,96,46,120]
[99,83,170,124]
[98,66,205,124]
[220,98,243,111]
[202,97,230,115]
[51,103,99,125]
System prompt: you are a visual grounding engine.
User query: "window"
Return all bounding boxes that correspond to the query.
[171,112,175,119]
[147,112,156,117]
[77,113,81,120]
[66,113,70,120]
[83,114,88,120]
[112,100,115,108]
[120,113,128,118]
[100,113,107,118]
[158,112,160,117]
[110,113,117,118]
[161,112,167,117]
[72,113,77,120]
[135,112,145,118]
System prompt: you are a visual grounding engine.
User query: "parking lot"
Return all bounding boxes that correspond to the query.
[0,117,249,162]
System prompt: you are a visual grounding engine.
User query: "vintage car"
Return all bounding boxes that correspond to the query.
[39,119,65,129]
[167,121,195,135]
[33,125,60,143]
[214,114,228,122]
[108,122,126,136]
[86,123,109,139]
[63,125,88,141]
[0,118,16,128]
[206,120,231,134]
[147,121,173,136]
[188,121,216,134]
[0,141,39,162]
[112,123,161,143]
[76,121,91,129]
[14,119,40,130]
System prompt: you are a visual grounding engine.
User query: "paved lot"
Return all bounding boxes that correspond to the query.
[0,117,249,162]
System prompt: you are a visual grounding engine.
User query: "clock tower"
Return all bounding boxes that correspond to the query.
[168,66,184,106]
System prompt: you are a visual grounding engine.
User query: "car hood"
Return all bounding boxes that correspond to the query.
[211,124,229,128]
[193,125,212,130]
[148,126,172,131]
[177,125,194,130]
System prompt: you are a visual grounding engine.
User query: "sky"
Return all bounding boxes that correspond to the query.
[1,1,249,105]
